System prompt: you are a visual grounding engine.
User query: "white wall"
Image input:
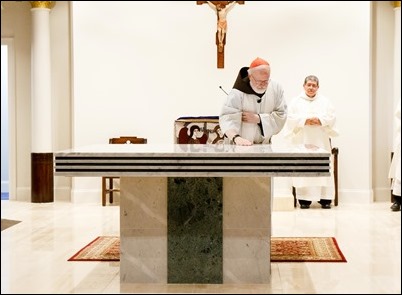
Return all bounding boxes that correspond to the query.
[372,1,397,203]
[1,45,9,193]
[71,1,373,205]
[1,1,398,206]
[1,2,32,201]
[1,1,71,201]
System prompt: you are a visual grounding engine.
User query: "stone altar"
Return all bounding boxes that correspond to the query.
[54,143,330,284]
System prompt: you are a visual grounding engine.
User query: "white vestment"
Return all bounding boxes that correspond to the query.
[389,101,401,196]
[219,80,287,144]
[285,92,339,201]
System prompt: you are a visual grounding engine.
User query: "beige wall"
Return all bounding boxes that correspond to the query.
[372,1,397,203]
[1,1,71,201]
[2,2,33,201]
[1,1,399,205]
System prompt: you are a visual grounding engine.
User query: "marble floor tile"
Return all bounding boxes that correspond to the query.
[1,200,400,294]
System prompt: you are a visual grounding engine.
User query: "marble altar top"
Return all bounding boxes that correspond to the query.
[54,143,329,157]
[54,144,331,177]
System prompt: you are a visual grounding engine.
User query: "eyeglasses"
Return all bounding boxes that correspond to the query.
[250,75,269,86]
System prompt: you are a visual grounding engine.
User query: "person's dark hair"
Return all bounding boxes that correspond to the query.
[304,75,319,86]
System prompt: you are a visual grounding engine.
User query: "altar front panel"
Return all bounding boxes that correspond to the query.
[223,177,271,283]
[119,176,271,285]
[120,177,167,283]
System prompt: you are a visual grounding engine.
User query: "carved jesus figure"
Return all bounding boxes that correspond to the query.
[207,1,237,52]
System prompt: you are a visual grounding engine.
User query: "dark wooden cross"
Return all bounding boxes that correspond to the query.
[197,1,244,69]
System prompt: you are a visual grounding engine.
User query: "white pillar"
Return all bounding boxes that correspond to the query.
[30,1,54,153]
[29,1,55,203]
[393,1,401,145]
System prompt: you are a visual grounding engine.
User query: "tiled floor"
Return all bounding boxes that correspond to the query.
[1,200,400,294]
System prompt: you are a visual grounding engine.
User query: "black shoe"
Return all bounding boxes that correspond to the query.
[298,200,311,209]
[318,199,331,209]
[390,202,401,212]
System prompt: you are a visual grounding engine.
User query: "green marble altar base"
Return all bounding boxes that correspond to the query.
[167,177,223,284]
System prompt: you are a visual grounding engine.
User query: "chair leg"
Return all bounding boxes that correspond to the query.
[102,177,107,206]
[332,148,339,206]
[109,178,114,204]
[292,148,338,208]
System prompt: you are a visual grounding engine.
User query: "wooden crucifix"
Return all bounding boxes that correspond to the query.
[197,1,244,69]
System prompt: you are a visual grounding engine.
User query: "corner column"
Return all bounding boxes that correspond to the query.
[393,1,401,127]
[30,1,55,203]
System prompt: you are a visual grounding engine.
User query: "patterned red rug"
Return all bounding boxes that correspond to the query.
[68,236,120,261]
[68,236,346,262]
[271,237,346,262]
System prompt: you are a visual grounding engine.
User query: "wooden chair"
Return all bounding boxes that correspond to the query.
[293,147,339,207]
[102,136,147,206]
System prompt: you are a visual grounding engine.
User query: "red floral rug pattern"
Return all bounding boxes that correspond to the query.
[271,237,347,262]
[68,236,346,262]
[68,236,120,261]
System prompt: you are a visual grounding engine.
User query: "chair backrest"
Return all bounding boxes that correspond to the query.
[101,136,147,206]
[109,136,147,144]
